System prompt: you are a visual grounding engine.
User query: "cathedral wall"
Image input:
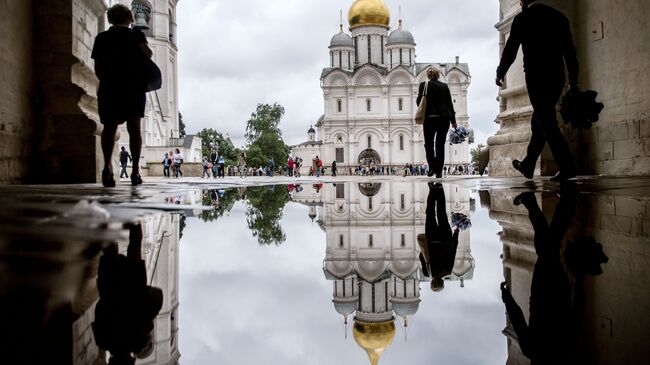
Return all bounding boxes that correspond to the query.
[0,0,33,183]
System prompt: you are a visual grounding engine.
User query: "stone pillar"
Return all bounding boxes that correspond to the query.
[31,0,106,183]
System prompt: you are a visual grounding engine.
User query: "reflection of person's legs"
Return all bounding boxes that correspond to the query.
[433,185,452,237]
[518,192,549,256]
[126,118,142,175]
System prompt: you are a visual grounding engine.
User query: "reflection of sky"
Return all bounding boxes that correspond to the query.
[179,188,506,365]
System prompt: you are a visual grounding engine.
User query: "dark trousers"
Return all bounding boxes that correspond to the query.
[119,162,128,178]
[423,117,450,174]
[218,164,225,178]
[163,166,170,177]
[522,75,575,173]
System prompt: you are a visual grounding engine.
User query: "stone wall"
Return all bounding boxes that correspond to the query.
[490,0,650,176]
[0,0,33,183]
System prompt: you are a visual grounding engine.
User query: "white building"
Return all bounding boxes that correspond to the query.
[112,0,202,168]
[292,0,472,175]
[293,181,474,365]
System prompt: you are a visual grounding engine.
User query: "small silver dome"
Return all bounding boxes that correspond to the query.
[387,28,415,45]
[391,298,421,317]
[333,299,358,316]
[330,31,354,48]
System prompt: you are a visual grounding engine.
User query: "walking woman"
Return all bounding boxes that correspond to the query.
[416,68,457,178]
[92,4,153,187]
[173,148,183,178]
[238,152,247,178]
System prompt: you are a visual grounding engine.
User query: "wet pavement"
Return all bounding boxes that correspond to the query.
[0,176,648,365]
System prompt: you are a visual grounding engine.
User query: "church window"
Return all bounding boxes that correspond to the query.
[335,148,345,163]
[336,183,345,198]
[390,51,393,67]
[368,197,373,211]
[367,35,372,64]
[336,99,342,113]
[366,99,371,112]
[400,193,405,210]
[368,234,374,247]
[399,134,404,151]
[401,234,406,247]
[339,51,342,68]
[398,98,403,111]
[399,48,403,64]
[409,49,412,64]
[354,37,358,65]
[381,36,385,64]
[348,52,351,69]
[367,135,372,148]
[339,234,344,247]
[330,52,333,67]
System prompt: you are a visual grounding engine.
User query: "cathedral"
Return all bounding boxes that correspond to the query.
[292,0,472,174]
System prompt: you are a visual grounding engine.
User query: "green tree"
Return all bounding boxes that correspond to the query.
[196,128,240,165]
[470,144,485,165]
[245,185,290,245]
[245,103,289,167]
[178,112,186,137]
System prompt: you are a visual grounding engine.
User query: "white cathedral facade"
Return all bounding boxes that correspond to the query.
[293,0,472,175]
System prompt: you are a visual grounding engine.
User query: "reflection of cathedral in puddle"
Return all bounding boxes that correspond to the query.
[294,182,474,364]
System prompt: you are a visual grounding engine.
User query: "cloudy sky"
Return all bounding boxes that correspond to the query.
[177,0,501,148]
[178,185,507,364]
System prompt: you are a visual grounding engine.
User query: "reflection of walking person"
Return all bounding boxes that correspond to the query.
[496,0,578,181]
[92,4,153,187]
[92,223,163,365]
[417,183,459,292]
[417,69,457,178]
[119,146,132,179]
[501,188,608,364]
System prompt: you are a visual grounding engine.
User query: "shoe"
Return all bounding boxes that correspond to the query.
[513,192,536,206]
[550,170,576,182]
[427,170,435,177]
[102,168,115,188]
[131,173,143,186]
[512,160,533,179]
[436,173,443,179]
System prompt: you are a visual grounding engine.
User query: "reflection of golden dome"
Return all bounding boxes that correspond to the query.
[348,0,391,29]
[352,320,396,365]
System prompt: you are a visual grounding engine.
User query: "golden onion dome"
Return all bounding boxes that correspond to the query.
[348,0,391,29]
[352,320,396,365]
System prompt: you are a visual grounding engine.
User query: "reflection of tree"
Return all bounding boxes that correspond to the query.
[200,189,239,222]
[245,186,290,245]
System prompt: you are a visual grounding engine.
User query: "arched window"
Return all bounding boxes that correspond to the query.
[367,135,372,149]
[366,98,371,112]
[368,234,374,247]
[398,98,403,111]
[337,99,342,113]
[399,134,404,151]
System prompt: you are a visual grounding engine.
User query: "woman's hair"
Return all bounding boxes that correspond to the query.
[175,148,180,153]
[427,68,441,80]
[107,4,133,26]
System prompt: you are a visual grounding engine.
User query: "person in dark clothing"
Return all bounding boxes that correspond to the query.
[501,187,607,365]
[119,146,132,178]
[331,161,337,177]
[210,149,218,178]
[92,4,153,187]
[496,0,579,181]
[417,183,460,292]
[417,68,457,178]
[92,223,163,365]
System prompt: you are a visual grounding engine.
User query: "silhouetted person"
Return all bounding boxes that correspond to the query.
[496,0,578,181]
[417,183,459,292]
[501,188,607,365]
[92,4,153,187]
[417,68,457,178]
[119,146,132,178]
[92,223,163,365]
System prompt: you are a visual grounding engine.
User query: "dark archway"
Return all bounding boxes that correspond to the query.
[358,149,381,165]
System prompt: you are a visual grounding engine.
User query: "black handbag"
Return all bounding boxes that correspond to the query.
[142,58,162,92]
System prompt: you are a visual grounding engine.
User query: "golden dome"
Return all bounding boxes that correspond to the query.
[348,0,391,29]
[352,320,396,365]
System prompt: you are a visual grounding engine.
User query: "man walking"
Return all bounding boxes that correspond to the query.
[119,146,132,178]
[496,0,579,181]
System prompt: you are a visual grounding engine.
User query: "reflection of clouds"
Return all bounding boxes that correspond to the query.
[179,192,507,365]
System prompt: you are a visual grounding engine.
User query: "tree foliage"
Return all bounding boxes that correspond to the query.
[245,185,290,245]
[244,103,289,167]
[200,188,240,222]
[470,144,485,165]
[196,128,240,165]
[178,112,186,137]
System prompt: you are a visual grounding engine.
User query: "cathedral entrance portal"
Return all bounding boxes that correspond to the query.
[358,149,381,166]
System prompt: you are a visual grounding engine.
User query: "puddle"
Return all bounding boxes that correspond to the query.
[0,180,648,364]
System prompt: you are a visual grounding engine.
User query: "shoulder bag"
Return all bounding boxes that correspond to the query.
[414,81,428,125]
